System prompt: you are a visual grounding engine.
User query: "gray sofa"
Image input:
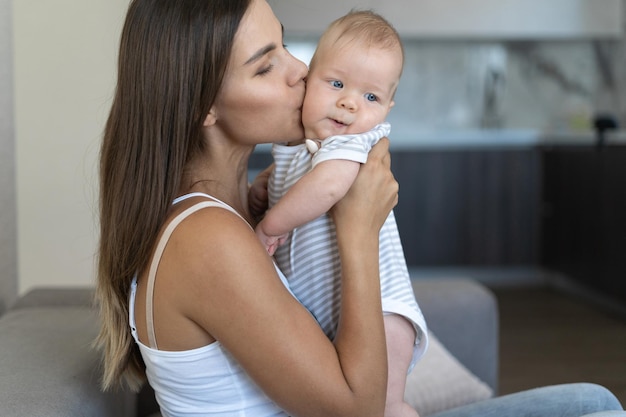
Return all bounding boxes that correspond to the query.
[0,278,498,417]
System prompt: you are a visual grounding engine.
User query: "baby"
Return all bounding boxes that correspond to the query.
[256,10,428,417]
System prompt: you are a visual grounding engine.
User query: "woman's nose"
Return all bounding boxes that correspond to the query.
[287,54,308,87]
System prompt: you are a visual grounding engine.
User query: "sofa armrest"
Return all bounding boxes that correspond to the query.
[0,289,136,417]
[411,278,499,393]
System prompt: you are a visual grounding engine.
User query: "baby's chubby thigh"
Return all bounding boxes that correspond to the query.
[384,313,420,417]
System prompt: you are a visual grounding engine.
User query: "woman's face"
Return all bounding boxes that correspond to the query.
[211,0,308,145]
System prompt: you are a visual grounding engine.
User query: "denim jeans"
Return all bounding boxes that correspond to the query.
[431,383,624,417]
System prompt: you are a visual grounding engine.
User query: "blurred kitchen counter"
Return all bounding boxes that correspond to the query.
[387,129,626,150]
[251,129,626,153]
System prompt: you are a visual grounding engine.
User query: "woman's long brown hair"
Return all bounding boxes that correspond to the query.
[95,0,251,391]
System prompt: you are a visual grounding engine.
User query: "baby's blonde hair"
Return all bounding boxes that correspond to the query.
[310,10,404,74]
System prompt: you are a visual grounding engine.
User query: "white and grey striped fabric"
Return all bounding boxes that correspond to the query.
[268,123,428,366]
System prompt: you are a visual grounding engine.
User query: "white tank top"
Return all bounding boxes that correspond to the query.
[129,193,289,417]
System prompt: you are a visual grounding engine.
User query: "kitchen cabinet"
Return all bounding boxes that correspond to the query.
[541,145,626,302]
[392,148,541,266]
[269,0,623,39]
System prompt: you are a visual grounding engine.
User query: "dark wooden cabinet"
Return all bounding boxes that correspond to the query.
[541,145,626,301]
[392,149,541,266]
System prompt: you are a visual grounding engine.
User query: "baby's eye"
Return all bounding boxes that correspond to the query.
[330,80,343,88]
[365,93,377,102]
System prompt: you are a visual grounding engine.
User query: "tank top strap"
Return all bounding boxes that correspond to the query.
[145,198,244,349]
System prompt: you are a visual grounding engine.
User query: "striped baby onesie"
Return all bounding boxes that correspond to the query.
[268,123,428,368]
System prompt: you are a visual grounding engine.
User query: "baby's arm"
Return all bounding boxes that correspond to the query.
[256,158,360,255]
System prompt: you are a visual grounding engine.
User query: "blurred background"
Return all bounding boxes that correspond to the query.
[256,0,626,305]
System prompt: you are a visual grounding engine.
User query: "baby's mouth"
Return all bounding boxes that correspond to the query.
[330,118,348,126]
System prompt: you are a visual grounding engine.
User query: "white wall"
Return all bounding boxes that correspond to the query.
[271,0,623,39]
[14,0,129,294]
[0,0,17,311]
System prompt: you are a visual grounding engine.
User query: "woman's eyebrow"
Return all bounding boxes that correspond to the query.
[245,43,277,65]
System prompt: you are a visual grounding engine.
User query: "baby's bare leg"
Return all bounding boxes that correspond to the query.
[384,314,420,417]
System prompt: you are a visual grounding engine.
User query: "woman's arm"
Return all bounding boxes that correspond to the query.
[256,159,359,254]
[181,139,396,417]
[326,138,398,411]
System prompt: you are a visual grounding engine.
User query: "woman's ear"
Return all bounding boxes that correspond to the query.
[203,108,217,127]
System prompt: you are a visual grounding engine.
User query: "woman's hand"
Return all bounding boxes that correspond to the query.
[331,138,398,241]
[248,164,273,223]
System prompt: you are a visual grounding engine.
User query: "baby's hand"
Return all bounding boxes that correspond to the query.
[255,223,289,256]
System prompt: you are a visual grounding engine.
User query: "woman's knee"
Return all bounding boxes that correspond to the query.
[538,383,623,414]
[572,383,623,412]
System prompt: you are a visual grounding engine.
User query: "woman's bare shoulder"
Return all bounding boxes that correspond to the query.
[153,200,283,338]
[168,201,265,268]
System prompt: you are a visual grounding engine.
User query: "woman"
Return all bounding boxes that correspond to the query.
[97,0,393,415]
[96,0,625,416]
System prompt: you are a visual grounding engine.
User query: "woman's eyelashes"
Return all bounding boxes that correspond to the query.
[256,44,289,77]
[256,64,274,76]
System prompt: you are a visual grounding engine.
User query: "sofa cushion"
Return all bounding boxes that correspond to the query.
[405,332,493,416]
[0,306,135,417]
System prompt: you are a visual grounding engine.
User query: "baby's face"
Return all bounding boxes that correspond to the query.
[302,43,401,139]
